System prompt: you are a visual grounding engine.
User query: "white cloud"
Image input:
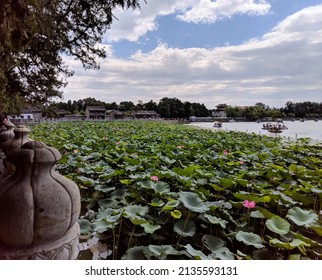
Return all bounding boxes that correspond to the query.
[64,5,322,108]
[177,0,271,23]
[105,0,271,42]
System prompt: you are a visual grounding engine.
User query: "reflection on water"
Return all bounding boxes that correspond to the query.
[189,120,322,142]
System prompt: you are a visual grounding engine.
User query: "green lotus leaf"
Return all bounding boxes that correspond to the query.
[257,207,275,219]
[286,207,318,227]
[161,200,180,212]
[171,210,182,219]
[147,245,179,260]
[137,180,153,189]
[233,193,271,203]
[140,222,161,234]
[178,192,209,213]
[220,178,235,188]
[124,204,149,216]
[122,246,147,260]
[152,181,170,194]
[236,231,264,249]
[97,198,117,209]
[311,223,322,236]
[77,176,95,187]
[291,232,320,247]
[120,179,132,185]
[91,220,112,233]
[128,216,147,225]
[203,214,228,228]
[269,238,309,254]
[266,216,290,234]
[288,164,298,173]
[210,247,235,260]
[184,244,209,260]
[250,210,265,219]
[174,219,196,237]
[149,198,165,207]
[202,235,225,252]
[78,219,92,235]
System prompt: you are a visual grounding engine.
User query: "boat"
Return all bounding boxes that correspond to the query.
[213,121,222,128]
[268,127,283,133]
[262,123,288,131]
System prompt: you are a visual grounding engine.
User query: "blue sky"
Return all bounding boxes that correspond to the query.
[64,0,322,109]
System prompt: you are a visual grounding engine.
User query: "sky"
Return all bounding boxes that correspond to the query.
[63,0,322,110]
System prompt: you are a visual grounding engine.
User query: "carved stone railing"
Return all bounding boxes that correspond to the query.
[0,124,81,260]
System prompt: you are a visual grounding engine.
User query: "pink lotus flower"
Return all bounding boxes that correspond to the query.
[239,160,244,165]
[223,150,228,155]
[176,145,184,149]
[115,141,121,145]
[243,200,256,209]
[150,175,159,182]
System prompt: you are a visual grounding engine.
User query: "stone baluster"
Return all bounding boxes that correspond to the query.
[2,125,32,175]
[0,119,15,178]
[0,119,15,148]
[0,141,81,259]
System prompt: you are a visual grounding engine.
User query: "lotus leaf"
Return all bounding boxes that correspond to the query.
[78,219,92,235]
[141,222,161,234]
[269,238,309,254]
[146,245,179,260]
[151,181,170,194]
[161,200,180,212]
[122,246,146,260]
[286,207,318,227]
[124,205,149,216]
[203,214,228,228]
[265,216,290,235]
[174,219,196,237]
[178,192,209,213]
[171,210,182,219]
[184,244,208,260]
[202,235,225,251]
[236,231,264,249]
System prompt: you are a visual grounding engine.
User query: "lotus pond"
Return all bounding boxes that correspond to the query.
[29,121,322,260]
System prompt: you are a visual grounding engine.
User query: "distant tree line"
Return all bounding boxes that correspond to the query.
[225,101,322,121]
[45,97,210,119]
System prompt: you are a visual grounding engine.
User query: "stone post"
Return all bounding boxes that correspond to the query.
[0,140,81,259]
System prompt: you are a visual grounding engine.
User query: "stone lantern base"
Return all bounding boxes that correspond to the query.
[0,224,79,260]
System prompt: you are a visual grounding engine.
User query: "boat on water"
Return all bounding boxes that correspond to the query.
[262,122,288,131]
[268,127,283,133]
[262,122,288,134]
[213,121,223,128]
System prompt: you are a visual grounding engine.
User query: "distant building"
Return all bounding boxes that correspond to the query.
[106,109,123,120]
[55,109,68,118]
[212,104,228,119]
[189,116,213,122]
[133,110,159,119]
[85,106,106,119]
[10,106,43,123]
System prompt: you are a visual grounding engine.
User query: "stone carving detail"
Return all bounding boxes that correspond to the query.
[0,140,81,260]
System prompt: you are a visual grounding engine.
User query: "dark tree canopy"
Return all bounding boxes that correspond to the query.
[0,0,143,113]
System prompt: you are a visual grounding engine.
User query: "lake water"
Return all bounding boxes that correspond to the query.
[188,120,322,142]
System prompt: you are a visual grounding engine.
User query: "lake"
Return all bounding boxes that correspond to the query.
[188,120,322,142]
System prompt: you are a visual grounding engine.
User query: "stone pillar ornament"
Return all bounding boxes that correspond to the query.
[0,119,15,148]
[2,125,32,175]
[0,141,81,259]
